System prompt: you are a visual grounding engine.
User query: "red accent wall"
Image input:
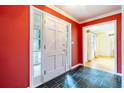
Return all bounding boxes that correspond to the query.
[0,5,122,88]
[0,5,29,88]
[78,13,122,73]
[0,5,79,88]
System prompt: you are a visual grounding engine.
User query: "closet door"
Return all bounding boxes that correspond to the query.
[43,15,67,82]
[30,10,43,87]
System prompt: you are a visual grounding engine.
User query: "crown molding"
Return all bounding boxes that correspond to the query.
[46,5,80,23]
[79,9,121,24]
[46,5,121,24]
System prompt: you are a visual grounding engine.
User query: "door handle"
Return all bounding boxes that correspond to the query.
[62,44,65,46]
[44,44,46,49]
[44,70,46,75]
[63,49,66,51]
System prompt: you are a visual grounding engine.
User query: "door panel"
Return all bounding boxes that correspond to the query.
[43,15,67,82]
[47,17,56,30]
[56,54,64,68]
[45,55,55,72]
[44,16,56,82]
[45,29,56,51]
[56,31,66,49]
[56,25,66,74]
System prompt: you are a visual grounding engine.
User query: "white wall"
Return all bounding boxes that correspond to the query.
[95,32,114,57]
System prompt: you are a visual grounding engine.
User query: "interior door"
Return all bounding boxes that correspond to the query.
[43,15,67,82]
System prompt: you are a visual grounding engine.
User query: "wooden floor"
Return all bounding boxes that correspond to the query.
[84,57,115,73]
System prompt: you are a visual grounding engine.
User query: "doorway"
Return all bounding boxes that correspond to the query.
[30,6,72,88]
[83,20,117,74]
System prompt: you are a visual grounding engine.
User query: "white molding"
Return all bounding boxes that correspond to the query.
[82,20,117,28]
[37,6,121,24]
[79,9,121,24]
[71,64,83,69]
[46,5,79,23]
[68,24,72,71]
[122,5,124,88]
[116,73,122,76]
[29,5,33,88]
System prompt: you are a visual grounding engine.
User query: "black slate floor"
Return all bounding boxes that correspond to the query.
[37,66,121,88]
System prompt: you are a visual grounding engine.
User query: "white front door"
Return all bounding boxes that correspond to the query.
[43,15,67,82]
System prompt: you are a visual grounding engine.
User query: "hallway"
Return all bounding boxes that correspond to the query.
[84,57,115,73]
[0,5,122,88]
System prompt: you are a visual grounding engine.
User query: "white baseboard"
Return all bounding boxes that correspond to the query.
[116,73,122,76]
[71,64,83,69]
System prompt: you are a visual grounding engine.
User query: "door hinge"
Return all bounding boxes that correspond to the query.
[44,20,46,24]
[44,44,46,49]
[44,70,46,75]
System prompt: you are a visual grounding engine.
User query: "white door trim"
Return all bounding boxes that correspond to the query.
[122,5,124,88]
[82,20,118,74]
[30,6,43,88]
[30,5,34,88]
[30,6,72,87]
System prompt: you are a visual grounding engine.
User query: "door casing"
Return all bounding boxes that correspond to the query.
[82,20,117,74]
[122,5,124,88]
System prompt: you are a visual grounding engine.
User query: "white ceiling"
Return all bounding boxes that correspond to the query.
[85,21,115,34]
[54,5,121,23]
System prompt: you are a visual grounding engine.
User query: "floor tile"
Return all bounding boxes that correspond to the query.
[37,66,121,88]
